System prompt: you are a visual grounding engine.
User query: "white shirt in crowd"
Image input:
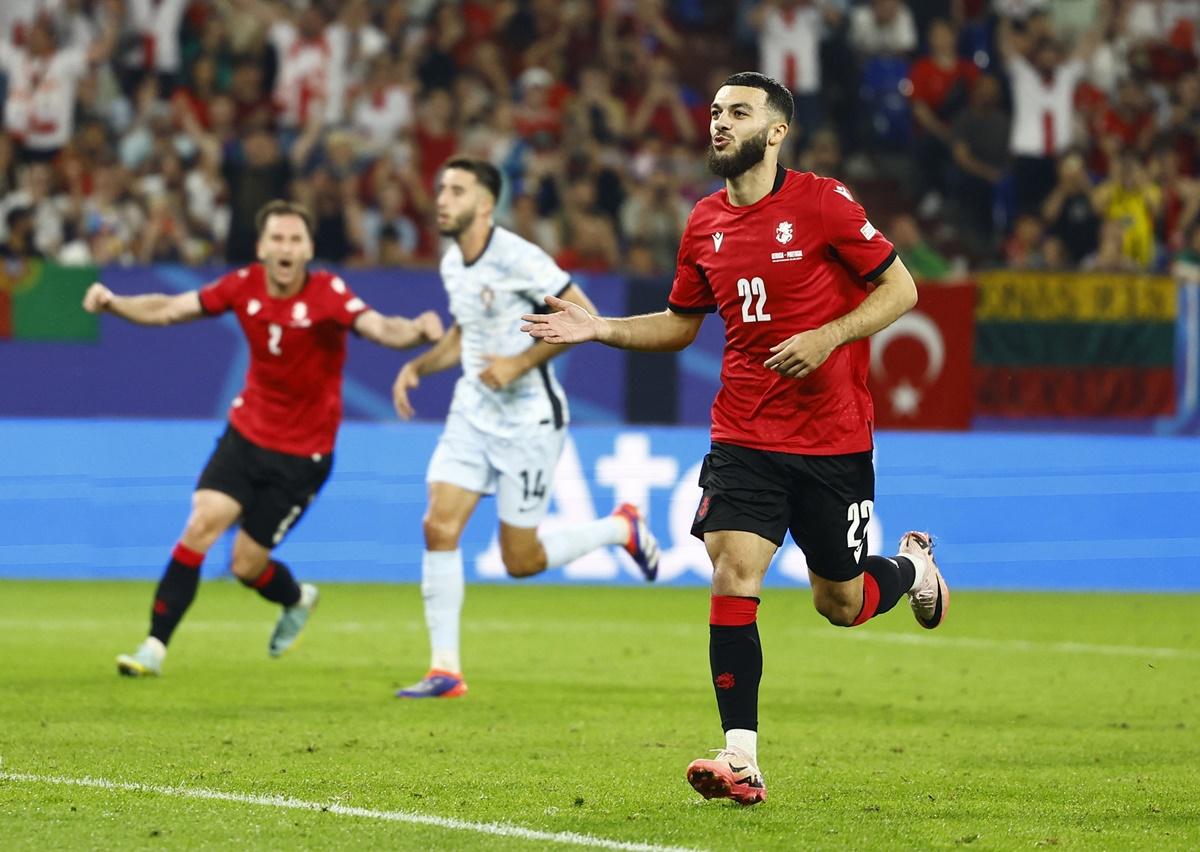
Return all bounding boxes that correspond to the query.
[439,226,572,437]
[758,3,824,95]
[268,20,346,128]
[849,2,917,57]
[1006,54,1086,157]
[352,84,415,150]
[0,41,88,151]
[125,0,188,74]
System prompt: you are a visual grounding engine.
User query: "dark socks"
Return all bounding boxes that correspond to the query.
[852,555,917,625]
[709,595,762,732]
[149,542,204,645]
[241,560,301,607]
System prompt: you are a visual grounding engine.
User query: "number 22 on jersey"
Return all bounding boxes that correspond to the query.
[737,276,771,323]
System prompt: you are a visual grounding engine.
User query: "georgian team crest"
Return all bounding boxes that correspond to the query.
[775,221,794,245]
[291,301,311,327]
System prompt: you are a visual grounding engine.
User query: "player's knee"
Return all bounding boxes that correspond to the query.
[813,592,860,627]
[422,515,462,550]
[500,543,544,578]
[229,554,266,582]
[181,511,224,549]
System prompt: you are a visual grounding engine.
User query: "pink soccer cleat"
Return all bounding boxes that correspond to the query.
[685,746,767,806]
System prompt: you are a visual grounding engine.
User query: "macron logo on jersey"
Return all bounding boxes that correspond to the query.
[834,184,854,202]
[712,232,724,253]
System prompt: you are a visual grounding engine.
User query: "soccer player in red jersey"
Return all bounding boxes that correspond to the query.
[82,200,444,677]
[523,72,949,805]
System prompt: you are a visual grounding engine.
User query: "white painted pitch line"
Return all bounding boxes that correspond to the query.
[0,772,701,852]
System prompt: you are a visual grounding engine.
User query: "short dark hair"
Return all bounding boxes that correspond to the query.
[443,157,502,201]
[720,72,794,125]
[255,200,315,238]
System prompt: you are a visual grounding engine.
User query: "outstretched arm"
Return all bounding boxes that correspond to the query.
[82,282,204,326]
[392,324,463,420]
[521,295,705,352]
[763,256,917,379]
[353,309,444,350]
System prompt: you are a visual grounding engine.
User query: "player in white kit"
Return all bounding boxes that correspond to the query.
[392,158,660,699]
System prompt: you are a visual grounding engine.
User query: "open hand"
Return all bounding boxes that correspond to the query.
[520,295,598,344]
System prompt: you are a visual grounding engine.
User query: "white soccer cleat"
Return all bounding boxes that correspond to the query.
[269,583,319,657]
[116,637,165,677]
[899,531,949,629]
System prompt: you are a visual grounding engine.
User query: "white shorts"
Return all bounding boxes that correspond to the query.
[426,410,565,527]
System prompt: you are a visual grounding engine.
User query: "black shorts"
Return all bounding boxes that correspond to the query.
[196,425,333,549]
[690,441,875,582]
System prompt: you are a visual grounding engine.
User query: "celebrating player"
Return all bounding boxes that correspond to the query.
[391,158,659,699]
[83,200,444,677]
[523,72,949,805]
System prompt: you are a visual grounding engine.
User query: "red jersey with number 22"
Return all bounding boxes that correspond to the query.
[198,265,369,456]
[669,167,897,455]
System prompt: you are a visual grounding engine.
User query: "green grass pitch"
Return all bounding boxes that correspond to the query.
[2,580,1198,850]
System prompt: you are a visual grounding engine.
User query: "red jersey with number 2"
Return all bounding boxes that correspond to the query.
[198,265,369,456]
[668,167,897,455]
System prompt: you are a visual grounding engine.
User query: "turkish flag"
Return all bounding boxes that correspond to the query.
[868,282,976,430]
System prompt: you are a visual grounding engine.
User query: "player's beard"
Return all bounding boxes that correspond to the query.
[437,209,475,237]
[706,126,770,179]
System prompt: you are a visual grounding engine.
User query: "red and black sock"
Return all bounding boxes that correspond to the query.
[709,595,762,732]
[240,560,301,607]
[149,542,204,645]
[852,555,917,626]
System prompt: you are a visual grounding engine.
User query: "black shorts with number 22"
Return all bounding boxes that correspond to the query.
[690,441,876,582]
[196,424,334,549]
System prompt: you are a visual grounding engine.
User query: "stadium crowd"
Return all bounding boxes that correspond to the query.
[1,0,1199,280]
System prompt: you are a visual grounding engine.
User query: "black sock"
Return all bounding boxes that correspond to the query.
[149,543,204,645]
[709,596,762,732]
[862,555,916,617]
[241,560,301,607]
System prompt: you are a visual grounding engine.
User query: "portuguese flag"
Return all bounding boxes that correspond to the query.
[0,261,99,342]
[974,271,1177,417]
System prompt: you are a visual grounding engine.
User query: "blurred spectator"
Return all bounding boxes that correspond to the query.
[750,1,845,146]
[351,56,416,155]
[122,0,189,91]
[1041,234,1072,269]
[1041,152,1100,264]
[1092,152,1162,268]
[1,206,41,260]
[891,212,953,279]
[565,66,628,147]
[949,74,1009,257]
[1004,213,1049,269]
[798,127,845,177]
[0,13,115,161]
[1083,218,1142,271]
[619,172,691,273]
[908,18,978,215]
[361,180,422,265]
[850,0,918,57]
[223,127,292,263]
[247,1,346,130]
[997,9,1107,216]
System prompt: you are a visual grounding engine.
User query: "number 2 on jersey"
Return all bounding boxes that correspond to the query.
[267,323,283,356]
[737,276,771,323]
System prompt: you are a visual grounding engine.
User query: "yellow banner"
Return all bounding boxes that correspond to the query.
[976,272,1177,322]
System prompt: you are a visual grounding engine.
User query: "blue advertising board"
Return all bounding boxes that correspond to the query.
[1,419,1196,591]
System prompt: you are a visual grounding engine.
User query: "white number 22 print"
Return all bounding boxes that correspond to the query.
[737,276,771,323]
